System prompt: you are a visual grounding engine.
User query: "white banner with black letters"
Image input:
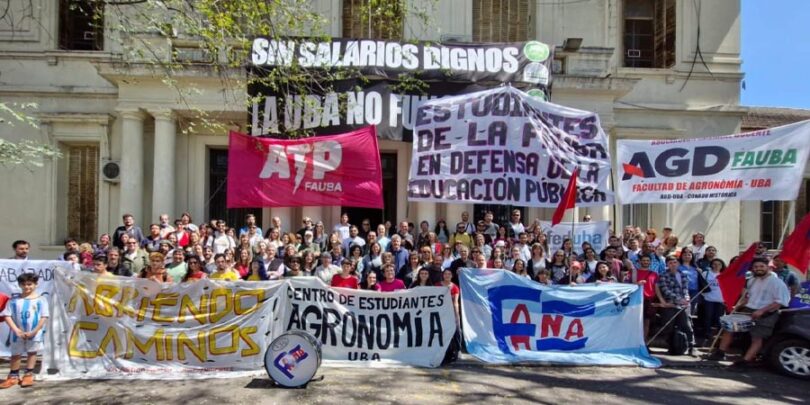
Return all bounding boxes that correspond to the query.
[617,120,810,204]
[283,277,455,367]
[407,86,613,207]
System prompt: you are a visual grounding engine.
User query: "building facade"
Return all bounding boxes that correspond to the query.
[1,0,797,260]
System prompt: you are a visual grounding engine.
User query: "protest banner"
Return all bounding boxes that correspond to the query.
[540,221,610,254]
[617,120,810,204]
[227,128,383,209]
[0,260,67,357]
[283,277,455,367]
[788,280,810,310]
[407,86,613,207]
[460,268,661,367]
[46,270,287,379]
[249,38,553,140]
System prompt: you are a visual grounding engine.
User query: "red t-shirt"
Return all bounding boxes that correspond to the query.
[0,293,8,321]
[436,282,460,297]
[189,271,207,280]
[635,269,659,300]
[331,274,359,289]
[378,279,406,292]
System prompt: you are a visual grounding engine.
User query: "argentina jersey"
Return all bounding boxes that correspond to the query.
[4,296,49,343]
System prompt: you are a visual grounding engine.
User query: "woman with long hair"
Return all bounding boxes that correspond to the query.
[440,244,454,269]
[140,252,172,283]
[701,258,727,344]
[397,252,421,287]
[547,249,568,284]
[434,219,450,244]
[426,232,442,256]
[182,255,207,282]
[362,242,383,280]
[488,246,505,268]
[234,248,252,279]
[301,250,317,276]
[313,221,328,252]
[526,243,546,278]
[244,258,269,281]
[590,261,617,284]
[361,270,381,291]
[409,268,432,288]
[512,259,530,279]
[492,225,512,249]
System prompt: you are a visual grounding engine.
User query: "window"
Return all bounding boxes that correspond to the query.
[622,204,650,230]
[59,0,104,51]
[623,0,675,68]
[67,145,99,242]
[760,180,808,249]
[342,0,404,40]
[473,0,534,42]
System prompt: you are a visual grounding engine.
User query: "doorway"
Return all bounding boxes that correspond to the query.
[208,148,263,231]
[343,153,397,229]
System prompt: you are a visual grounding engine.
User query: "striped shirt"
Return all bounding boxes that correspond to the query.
[1,296,49,342]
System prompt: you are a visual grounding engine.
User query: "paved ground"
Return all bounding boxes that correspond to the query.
[0,349,806,404]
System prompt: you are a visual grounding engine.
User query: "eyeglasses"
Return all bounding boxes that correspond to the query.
[126,242,137,245]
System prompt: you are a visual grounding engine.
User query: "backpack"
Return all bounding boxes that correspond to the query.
[668,328,688,355]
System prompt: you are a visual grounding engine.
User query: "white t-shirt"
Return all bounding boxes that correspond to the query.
[746,272,791,310]
[315,265,340,284]
[702,270,724,303]
[334,224,351,240]
[212,234,235,254]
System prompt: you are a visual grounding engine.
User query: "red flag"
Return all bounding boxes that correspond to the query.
[717,242,758,313]
[780,212,810,274]
[551,168,579,226]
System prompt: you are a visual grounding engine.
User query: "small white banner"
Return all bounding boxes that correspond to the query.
[540,220,610,254]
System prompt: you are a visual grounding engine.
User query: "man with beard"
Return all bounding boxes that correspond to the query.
[706,258,790,368]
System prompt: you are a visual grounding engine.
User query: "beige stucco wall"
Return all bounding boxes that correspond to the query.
[0,0,755,261]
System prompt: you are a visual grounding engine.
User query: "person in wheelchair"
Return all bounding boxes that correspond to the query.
[705,258,791,369]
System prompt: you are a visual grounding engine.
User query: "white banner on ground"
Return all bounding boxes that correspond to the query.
[284,277,455,367]
[47,270,286,379]
[407,86,613,207]
[540,221,610,254]
[616,120,810,204]
[0,260,67,357]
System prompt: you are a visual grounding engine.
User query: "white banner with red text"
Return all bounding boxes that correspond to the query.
[407,86,613,207]
[460,268,661,367]
[616,120,810,204]
[282,277,455,367]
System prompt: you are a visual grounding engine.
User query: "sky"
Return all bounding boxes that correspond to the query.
[741,0,810,109]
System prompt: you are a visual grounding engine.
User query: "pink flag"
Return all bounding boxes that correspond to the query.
[227,127,383,208]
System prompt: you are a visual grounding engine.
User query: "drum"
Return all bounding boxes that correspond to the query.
[720,314,754,332]
[264,331,322,388]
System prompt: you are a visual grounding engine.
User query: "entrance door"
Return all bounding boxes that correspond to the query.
[343,153,397,229]
[208,148,262,231]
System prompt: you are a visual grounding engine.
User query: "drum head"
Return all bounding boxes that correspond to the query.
[265,332,321,387]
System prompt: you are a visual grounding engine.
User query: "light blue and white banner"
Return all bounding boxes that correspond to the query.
[460,268,661,368]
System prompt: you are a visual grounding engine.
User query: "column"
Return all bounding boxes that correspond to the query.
[118,108,146,223]
[416,202,437,228]
[150,109,176,219]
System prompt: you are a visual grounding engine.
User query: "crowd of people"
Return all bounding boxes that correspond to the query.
[1,208,802,387]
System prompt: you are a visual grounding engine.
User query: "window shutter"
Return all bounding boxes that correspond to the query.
[653,0,676,68]
[67,145,99,242]
[342,0,403,40]
[473,0,533,42]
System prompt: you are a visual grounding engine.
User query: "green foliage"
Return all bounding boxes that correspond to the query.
[0,102,61,167]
